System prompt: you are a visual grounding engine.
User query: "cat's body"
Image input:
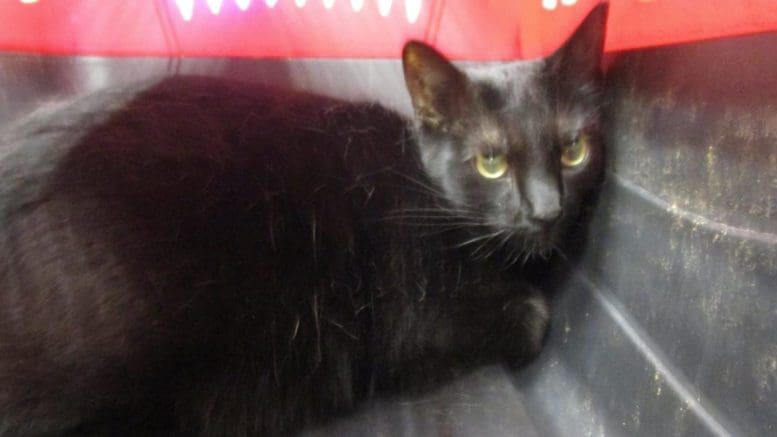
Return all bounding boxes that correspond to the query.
[0,5,607,436]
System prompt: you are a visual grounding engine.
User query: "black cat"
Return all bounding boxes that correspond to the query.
[0,5,607,436]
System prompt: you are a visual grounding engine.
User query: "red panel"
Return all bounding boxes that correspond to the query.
[1,0,776,60]
[0,2,170,57]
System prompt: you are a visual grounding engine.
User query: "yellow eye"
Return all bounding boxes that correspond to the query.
[561,135,590,168]
[475,152,508,179]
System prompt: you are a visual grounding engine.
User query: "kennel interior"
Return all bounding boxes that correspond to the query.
[1,0,776,435]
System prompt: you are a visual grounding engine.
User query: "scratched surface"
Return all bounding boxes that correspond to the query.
[1,30,776,436]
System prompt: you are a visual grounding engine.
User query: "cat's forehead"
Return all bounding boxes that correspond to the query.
[462,60,546,100]
[460,60,553,148]
[463,60,553,122]
[461,59,543,86]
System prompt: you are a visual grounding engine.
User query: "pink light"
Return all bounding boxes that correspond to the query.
[206,0,223,14]
[323,0,335,9]
[405,0,421,23]
[235,0,252,10]
[6,0,777,62]
[174,0,194,21]
[350,0,363,12]
[265,0,278,8]
[377,0,392,17]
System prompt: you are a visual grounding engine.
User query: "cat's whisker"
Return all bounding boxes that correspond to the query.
[503,249,516,269]
[380,204,491,231]
[471,240,487,258]
[381,185,446,199]
[453,229,503,250]
[421,223,490,233]
[497,230,514,250]
[380,217,489,227]
[386,169,446,198]
[400,224,492,234]
[480,229,509,261]
[520,242,540,266]
[554,244,569,261]
[386,207,478,215]
[381,215,455,221]
[504,240,530,268]
[488,229,515,270]
[382,212,480,219]
[392,220,489,226]
[385,207,482,218]
[419,223,496,238]
[470,229,510,261]
[384,206,479,214]
[539,244,555,261]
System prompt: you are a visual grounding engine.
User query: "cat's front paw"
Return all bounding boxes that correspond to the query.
[500,288,550,368]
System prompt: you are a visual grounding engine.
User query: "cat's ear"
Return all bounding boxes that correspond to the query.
[402,41,470,130]
[546,3,608,88]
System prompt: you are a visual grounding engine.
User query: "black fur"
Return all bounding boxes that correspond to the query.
[0,5,607,436]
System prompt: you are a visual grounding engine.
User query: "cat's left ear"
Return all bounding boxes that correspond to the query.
[546,3,608,89]
[402,41,470,131]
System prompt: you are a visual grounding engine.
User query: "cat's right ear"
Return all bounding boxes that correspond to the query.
[402,41,469,131]
[545,3,608,91]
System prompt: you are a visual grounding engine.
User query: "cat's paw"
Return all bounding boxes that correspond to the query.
[501,288,550,368]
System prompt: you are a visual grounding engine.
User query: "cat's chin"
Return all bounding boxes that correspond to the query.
[489,230,556,265]
[523,237,556,259]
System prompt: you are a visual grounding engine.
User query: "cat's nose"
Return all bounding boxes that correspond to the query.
[529,203,561,226]
[524,178,562,227]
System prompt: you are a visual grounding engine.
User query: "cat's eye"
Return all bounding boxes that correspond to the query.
[475,152,508,179]
[561,135,590,168]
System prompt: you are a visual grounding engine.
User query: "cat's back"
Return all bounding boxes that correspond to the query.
[0,74,412,318]
[1,75,410,231]
[0,75,406,182]
[0,76,412,435]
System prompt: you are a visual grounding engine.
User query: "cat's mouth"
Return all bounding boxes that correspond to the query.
[517,230,557,255]
[512,212,566,251]
[462,223,559,267]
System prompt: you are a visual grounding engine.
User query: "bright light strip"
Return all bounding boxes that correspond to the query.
[265,0,279,8]
[206,0,223,14]
[405,0,421,23]
[377,0,392,17]
[174,0,195,21]
[295,0,307,7]
[323,0,335,8]
[350,0,364,12]
[236,0,252,10]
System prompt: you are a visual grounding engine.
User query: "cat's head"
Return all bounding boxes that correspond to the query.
[402,4,607,258]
